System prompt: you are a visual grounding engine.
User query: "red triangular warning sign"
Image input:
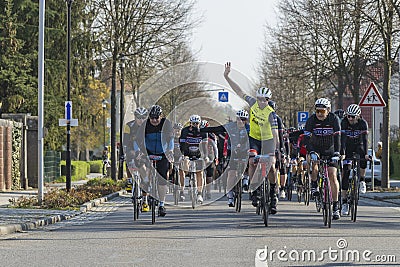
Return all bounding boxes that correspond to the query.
[359,82,386,107]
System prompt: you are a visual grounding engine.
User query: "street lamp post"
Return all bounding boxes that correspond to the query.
[102,99,108,176]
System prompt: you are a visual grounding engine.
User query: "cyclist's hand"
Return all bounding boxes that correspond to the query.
[214,158,219,166]
[224,62,231,77]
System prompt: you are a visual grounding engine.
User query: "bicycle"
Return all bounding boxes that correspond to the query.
[232,158,247,212]
[186,156,203,209]
[253,154,273,227]
[127,160,142,221]
[171,161,180,205]
[148,155,163,224]
[344,153,361,222]
[303,170,310,206]
[311,153,333,228]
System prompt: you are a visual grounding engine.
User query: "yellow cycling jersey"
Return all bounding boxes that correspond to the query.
[245,95,277,141]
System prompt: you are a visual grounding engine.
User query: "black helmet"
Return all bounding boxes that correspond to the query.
[334,109,345,119]
[149,105,162,117]
[268,100,276,110]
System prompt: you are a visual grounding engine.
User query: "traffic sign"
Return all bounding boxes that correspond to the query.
[218,92,228,102]
[359,82,386,107]
[65,101,72,120]
[297,111,309,123]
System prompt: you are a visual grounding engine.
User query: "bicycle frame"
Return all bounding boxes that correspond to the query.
[345,153,361,222]
[127,160,141,221]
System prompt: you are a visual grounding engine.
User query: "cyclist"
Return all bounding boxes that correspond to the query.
[268,100,288,199]
[200,120,219,200]
[133,105,174,217]
[340,104,369,215]
[224,62,280,214]
[304,98,341,220]
[201,109,250,207]
[125,107,151,211]
[179,114,208,204]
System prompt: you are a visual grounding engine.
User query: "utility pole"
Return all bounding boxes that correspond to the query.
[118,55,126,180]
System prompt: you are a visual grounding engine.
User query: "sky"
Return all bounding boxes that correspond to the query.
[191,0,280,83]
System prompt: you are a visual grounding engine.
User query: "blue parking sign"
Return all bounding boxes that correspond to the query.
[218,92,228,102]
[297,111,309,123]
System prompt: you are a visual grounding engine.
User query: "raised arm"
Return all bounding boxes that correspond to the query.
[223,62,246,98]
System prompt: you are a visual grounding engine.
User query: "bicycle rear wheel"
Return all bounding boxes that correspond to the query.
[262,179,270,227]
[235,179,242,212]
[151,197,156,224]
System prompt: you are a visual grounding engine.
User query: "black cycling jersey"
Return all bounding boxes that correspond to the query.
[179,126,208,158]
[304,112,341,156]
[288,129,304,158]
[340,117,368,157]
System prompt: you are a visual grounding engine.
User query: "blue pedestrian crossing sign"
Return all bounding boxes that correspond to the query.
[297,111,309,123]
[218,92,229,102]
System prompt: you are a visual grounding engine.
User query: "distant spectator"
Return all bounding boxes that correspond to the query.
[376,141,382,159]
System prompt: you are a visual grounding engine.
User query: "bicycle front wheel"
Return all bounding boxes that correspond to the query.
[133,181,140,221]
[262,179,270,227]
[323,179,332,228]
[304,172,310,206]
[351,175,360,222]
[190,173,196,209]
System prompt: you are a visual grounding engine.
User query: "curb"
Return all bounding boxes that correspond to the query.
[360,195,400,206]
[0,190,123,236]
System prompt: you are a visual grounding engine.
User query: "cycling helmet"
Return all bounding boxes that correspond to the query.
[189,114,201,123]
[346,104,361,116]
[315,98,331,109]
[333,109,345,119]
[256,87,272,98]
[149,105,162,117]
[134,107,148,117]
[236,109,249,119]
[268,100,276,110]
[173,123,183,129]
[200,120,209,128]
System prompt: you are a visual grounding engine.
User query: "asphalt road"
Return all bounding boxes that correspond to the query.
[1,192,399,267]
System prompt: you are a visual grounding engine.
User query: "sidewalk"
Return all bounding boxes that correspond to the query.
[0,173,108,235]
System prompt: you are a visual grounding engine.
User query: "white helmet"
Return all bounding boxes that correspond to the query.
[346,104,361,116]
[315,98,331,109]
[189,114,201,123]
[134,107,148,117]
[256,87,272,98]
[200,120,209,128]
[236,109,249,119]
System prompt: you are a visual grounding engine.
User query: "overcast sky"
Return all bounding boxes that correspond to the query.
[191,0,280,83]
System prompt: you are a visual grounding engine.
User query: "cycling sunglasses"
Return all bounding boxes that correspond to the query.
[315,109,327,114]
[238,117,247,121]
[257,97,268,102]
[136,116,147,120]
[150,116,160,120]
[347,115,356,119]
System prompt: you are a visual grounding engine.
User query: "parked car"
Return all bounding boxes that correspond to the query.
[365,149,382,185]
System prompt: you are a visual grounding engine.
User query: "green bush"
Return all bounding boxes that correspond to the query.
[60,160,90,181]
[12,177,124,210]
[88,160,103,173]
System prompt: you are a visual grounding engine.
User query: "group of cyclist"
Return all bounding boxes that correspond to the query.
[125,61,370,221]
